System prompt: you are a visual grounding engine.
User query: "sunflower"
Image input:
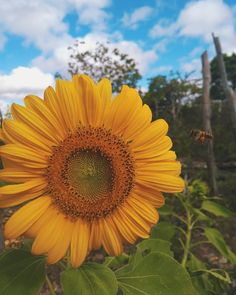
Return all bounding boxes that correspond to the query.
[0,75,184,267]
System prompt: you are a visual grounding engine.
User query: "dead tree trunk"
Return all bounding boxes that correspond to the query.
[212,34,236,136]
[201,51,218,195]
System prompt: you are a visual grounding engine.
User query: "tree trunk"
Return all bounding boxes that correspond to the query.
[212,34,236,136]
[201,51,218,195]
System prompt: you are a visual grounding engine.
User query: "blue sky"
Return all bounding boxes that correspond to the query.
[0,0,236,112]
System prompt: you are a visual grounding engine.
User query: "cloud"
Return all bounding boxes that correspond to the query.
[149,0,236,53]
[0,0,111,53]
[150,20,177,38]
[122,6,153,29]
[33,32,157,77]
[0,67,54,100]
[180,58,201,74]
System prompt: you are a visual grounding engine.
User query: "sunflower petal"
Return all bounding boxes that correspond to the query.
[0,179,47,207]
[73,75,102,127]
[131,119,169,150]
[136,174,185,193]
[71,218,90,268]
[101,216,123,256]
[47,217,73,264]
[104,86,143,135]
[4,196,51,239]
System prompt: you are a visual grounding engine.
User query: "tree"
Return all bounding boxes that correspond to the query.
[201,51,218,195]
[68,42,141,92]
[212,34,236,136]
[143,72,200,122]
[210,53,236,101]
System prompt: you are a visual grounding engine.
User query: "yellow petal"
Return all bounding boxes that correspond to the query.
[73,75,102,127]
[97,78,112,115]
[134,186,165,208]
[133,136,173,160]
[71,218,90,268]
[56,80,84,131]
[47,217,73,264]
[136,174,185,193]
[112,210,137,244]
[0,144,48,168]
[131,119,168,150]
[44,86,68,136]
[0,178,47,207]
[103,86,142,135]
[32,209,62,255]
[101,216,123,256]
[0,168,42,183]
[89,220,102,251]
[4,196,51,239]
[24,95,65,140]
[117,206,150,238]
[127,194,159,224]
[135,151,176,165]
[122,104,152,141]
[25,206,53,238]
[11,103,58,144]
[2,119,52,153]
[136,161,182,177]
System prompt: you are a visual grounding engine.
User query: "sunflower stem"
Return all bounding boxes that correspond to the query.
[181,204,192,268]
[46,275,56,295]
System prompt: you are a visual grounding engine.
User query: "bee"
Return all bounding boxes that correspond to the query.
[190,129,213,144]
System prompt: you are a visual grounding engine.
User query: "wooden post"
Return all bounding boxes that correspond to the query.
[201,51,218,195]
[212,34,236,136]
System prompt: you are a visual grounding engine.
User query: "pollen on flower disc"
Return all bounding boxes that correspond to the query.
[46,126,135,220]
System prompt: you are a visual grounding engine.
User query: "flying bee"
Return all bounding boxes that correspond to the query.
[190,129,213,144]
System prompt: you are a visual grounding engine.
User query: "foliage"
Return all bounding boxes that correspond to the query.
[143,72,201,122]
[68,42,141,92]
[210,53,236,100]
[0,180,234,294]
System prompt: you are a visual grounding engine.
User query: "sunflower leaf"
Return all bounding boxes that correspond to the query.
[204,227,236,265]
[150,221,175,241]
[61,262,118,295]
[201,201,232,218]
[0,249,46,295]
[137,238,173,257]
[115,252,199,295]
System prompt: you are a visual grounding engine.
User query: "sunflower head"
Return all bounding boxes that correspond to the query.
[0,75,184,267]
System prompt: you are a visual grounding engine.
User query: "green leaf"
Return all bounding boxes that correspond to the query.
[116,252,199,295]
[204,227,236,265]
[137,238,173,257]
[187,254,213,295]
[158,204,173,216]
[0,249,46,295]
[61,263,118,295]
[192,208,211,222]
[104,254,129,269]
[151,221,175,241]
[201,201,232,217]
[192,269,231,284]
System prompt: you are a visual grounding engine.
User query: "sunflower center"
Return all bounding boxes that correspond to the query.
[66,149,113,200]
[46,126,134,220]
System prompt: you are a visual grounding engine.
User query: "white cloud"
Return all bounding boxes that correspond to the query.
[0,67,54,100]
[178,0,236,52]
[181,58,201,74]
[122,6,153,29]
[33,32,157,77]
[150,21,177,38]
[150,0,236,53]
[0,0,111,53]
[155,65,173,73]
